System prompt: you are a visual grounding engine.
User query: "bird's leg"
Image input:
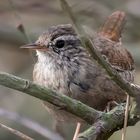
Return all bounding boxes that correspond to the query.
[72,122,81,140]
[121,94,130,140]
[105,101,119,112]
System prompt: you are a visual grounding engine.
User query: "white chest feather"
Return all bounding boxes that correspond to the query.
[33,51,68,94]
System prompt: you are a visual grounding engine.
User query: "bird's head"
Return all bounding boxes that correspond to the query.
[21,24,83,62]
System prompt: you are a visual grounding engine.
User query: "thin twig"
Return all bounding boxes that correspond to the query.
[122,95,130,140]
[0,108,63,140]
[8,0,31,43]
[8,0,35,64]
[73,122,81,140]
[0,122,34,140]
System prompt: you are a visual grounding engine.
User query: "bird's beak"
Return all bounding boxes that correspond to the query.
[20,43,42,50]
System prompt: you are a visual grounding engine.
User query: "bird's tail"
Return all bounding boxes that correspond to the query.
[98,11,126,42]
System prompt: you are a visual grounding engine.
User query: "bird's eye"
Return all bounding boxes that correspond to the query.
[55,40,65,48]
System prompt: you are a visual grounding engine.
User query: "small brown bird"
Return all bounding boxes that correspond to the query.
[22,11,134,139]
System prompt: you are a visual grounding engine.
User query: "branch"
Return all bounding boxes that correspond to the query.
[77,104,139,140]
[0,108,63,140]
[8,0,31,43]
[0,72,102,124]
[77,105,125,140]
[0,72,139,140]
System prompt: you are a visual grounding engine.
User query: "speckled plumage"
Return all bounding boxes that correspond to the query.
[32,24,134,121]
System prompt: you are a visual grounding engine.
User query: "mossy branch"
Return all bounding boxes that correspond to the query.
[0,72,102,124]
[77,104,139,140]
[0,72,139,140]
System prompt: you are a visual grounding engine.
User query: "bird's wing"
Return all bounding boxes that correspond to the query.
[94,11,135,82]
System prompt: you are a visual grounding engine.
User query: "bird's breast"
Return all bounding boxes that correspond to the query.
[33,61,69,95]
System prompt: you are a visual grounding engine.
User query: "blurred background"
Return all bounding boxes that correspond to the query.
[0,0,140,139]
